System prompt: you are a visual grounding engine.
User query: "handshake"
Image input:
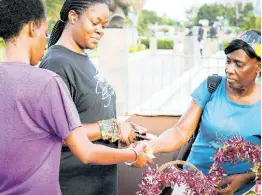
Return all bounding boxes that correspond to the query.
[125,141,156,168]
[120,120,157,168]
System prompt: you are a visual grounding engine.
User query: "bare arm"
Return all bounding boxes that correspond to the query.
[82,123,101,141]
[80,121,144,144]
[65,126,152,165]
[147,100,203,154]
[62,123,100,147]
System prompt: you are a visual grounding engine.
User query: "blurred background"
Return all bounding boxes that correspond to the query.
[0,1,260,194]
[0,0,260,115]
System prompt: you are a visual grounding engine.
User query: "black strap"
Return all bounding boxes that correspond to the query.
[207,74,222,93]
[192,74,222,139]
[176,75,223,163]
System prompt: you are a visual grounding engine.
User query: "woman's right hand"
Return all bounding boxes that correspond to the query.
[129,142,153,168]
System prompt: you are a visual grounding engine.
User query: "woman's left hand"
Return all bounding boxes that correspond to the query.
[118,121,148,146]
[118,122,136,146]
[216,173,255,195]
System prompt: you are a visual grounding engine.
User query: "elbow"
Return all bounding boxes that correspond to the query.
[80,149,97,164]
[73,146,96,164]
[175,126,192,147]
[76,152,90,164]
[80,157,90,164]
[180,136,189,146]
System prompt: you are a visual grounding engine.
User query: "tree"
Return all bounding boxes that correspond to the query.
[137,10,176,35]
[158,14,175,26]
[185,7,198,26]
[194,2,260,30]
[239,3,261,31]
[196,3,235,25]
[137,10,159,35]
[42,0,64,31]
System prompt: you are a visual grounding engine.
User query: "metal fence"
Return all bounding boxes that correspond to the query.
[127,51,226,115]
[0,46,226,115]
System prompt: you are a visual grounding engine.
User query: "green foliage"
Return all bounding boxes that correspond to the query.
[239,3,261,31]
[42,0,64,31]
[129,44,147,53]
[137,10,176,35]
[0,38,4,61]
[157,40,173,49]
[160,27,169,34]
[158,14,175,26]
[140,39,150,49]
[139,39,174,49]
[185,7,198,25]
[223,40,230,49]
[196,3,235,25]
[194,2,260,31]
[0,38,4,47]
[137,10,158,35]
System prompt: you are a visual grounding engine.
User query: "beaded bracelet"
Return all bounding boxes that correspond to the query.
[98,118,120,143]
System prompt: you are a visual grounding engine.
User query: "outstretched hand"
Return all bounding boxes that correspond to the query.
[127,141,155,168]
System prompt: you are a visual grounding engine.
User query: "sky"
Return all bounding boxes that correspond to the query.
[142,0,256,21]
[142,0,216,21]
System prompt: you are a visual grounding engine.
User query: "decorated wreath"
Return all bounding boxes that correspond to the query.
[137,135,261,195]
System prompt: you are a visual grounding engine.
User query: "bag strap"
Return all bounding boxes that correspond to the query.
[207,74,222,93]
[192,74,222,138]
[176,75,223,162]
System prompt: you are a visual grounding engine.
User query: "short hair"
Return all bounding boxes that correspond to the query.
[0,0,46,40]
[225,30,261,77]
[225,30,261,62]
[48,0,107,48]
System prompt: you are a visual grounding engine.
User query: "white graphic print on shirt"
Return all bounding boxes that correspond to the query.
[94,70,115,108]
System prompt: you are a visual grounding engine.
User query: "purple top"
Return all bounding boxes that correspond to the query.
[0,62,81,194]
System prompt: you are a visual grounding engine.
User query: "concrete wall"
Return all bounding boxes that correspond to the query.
[97,29,131,115]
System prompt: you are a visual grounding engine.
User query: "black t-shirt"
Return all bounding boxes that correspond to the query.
[40,45,118,195]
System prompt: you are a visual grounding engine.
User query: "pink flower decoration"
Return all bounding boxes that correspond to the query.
[137,136,261,195]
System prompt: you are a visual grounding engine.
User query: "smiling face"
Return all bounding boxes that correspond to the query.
[71,3,109,50]
[225,49,261,90]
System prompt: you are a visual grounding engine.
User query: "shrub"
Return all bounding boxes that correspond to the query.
[157,39,173,49]
[140,39,149,49]
[129,44,147,53]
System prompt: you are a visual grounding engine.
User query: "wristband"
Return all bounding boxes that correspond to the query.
[98,119,120,143]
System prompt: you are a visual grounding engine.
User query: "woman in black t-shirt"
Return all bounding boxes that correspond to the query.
[40,0,148,194]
